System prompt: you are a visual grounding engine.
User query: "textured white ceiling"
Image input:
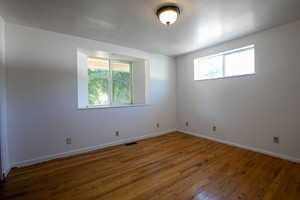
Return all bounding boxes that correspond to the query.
[1,0,300,56]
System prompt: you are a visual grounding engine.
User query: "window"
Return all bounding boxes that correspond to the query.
[194,45,255,80]
[88,57,132,106]
[77,49,150,109]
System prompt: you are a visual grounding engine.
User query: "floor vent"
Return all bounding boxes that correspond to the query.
[125,142,138,146]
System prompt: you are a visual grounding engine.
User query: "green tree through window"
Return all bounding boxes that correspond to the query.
[88,69,109,105]
[88,58,132,106]
[112,71,131,104]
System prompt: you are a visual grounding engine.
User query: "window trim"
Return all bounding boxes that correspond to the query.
[88,57,133,107]
[194,45,255,81]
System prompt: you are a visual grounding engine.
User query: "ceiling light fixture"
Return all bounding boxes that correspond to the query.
[156,5,180,25]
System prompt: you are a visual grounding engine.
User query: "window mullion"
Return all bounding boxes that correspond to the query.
[108,59,113,105]
[130,63,133,104]
[222,54,225,77]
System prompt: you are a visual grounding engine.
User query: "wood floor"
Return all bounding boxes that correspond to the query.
[1,132,300,200]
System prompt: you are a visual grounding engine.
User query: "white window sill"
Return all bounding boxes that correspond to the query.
[194,73,255,81]
[78,104,151,110]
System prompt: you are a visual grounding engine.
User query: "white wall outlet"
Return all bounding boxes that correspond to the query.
[273,136,280,144]
[66,137,72,144]
[212,125,217,132]
[115,131,120,136]
[185,121,189,127]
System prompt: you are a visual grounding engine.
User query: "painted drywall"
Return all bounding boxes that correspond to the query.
[0,16,3,176]
[6,23,177,166]
[132,61,148,105]
[176,20,300,161]
[0,16,10,176]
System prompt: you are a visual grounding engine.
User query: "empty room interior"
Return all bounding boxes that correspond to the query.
[1,0,300,199]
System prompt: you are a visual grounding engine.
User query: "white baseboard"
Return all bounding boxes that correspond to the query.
[12,129,176,168]
[12,128,299,168]
[4,166,11,178]
[178,129,300,164]
[1,165,11,181]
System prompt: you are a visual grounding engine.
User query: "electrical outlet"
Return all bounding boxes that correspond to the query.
[115,131,120,137]
[185,121,189,127]
[212,125,217,132]
[66,137,72,144]
[156,123,160,128]
[273,136,279,144]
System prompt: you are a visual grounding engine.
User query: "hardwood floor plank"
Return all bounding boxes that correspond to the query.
[0,132,299,200]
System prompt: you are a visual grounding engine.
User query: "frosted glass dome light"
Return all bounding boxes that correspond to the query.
[157,5,180,25]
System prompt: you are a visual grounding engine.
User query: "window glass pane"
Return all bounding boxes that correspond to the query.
[196,56,223,80]
[111,61,131,104]
[224,48,255,77]
[88,58,109,105]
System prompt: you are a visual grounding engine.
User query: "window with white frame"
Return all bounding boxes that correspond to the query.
[88,57,132,106]
[77,49,150,109]
[194,45,255,80]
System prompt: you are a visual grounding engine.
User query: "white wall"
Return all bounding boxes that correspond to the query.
[132,61,148,104]
[176,20,300,161]
[0,16,10,176]
[6,24,177,166]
